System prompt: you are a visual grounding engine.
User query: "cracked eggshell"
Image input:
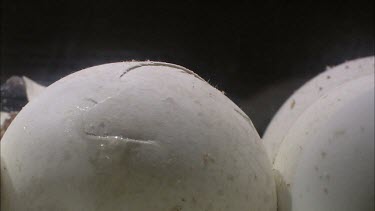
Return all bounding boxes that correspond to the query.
[263,56,375,163]
[274,75,374,211]
[1,61,276,211]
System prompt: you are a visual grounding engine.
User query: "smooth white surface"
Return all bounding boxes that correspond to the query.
[274,75,374,211]
[263,56,375,163]
[1,61,276,211]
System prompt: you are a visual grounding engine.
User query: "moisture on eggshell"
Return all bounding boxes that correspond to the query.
[1,61,277,211]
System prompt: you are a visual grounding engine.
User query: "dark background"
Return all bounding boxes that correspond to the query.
[1,0,374,134]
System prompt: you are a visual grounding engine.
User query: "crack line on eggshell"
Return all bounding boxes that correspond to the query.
[84,131,158,145]
[119,61,206,82]
[77,96,114,112]
[234,108,255,130]
[84,98,98,104]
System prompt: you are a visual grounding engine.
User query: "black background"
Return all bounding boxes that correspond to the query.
[1,0,374,134]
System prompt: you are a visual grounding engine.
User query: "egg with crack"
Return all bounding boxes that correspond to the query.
[1,61,276,211]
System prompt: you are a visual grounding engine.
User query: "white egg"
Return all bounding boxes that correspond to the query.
[263,56,374,163]
[264,57,374,211]
[1,61,276,211]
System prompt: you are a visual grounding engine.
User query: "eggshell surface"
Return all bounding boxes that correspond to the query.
[263,56,374,163]
[274,75,374,211]
[1,61,276,211]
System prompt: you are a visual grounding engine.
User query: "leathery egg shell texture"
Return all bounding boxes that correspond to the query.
[273,73,374,210]
[1,61,276,211]
[263,56,374,163]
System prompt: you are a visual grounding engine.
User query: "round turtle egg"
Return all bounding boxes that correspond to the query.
[265,57,374,211]
[1,61,276,211]
[263,56,374,163]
